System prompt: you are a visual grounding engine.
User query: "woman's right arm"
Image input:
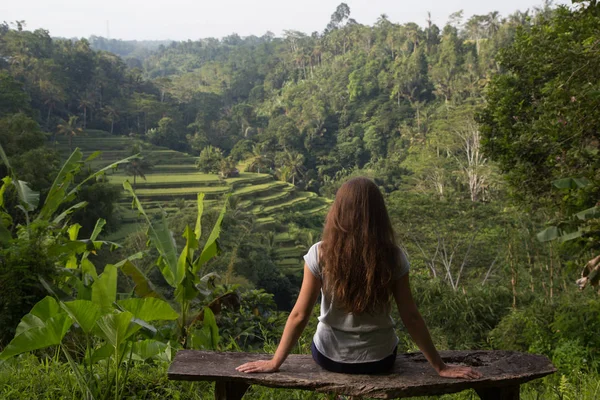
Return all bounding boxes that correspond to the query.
[392,274,482,379]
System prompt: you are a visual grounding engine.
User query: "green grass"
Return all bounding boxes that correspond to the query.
[276,258,304,267]
[273,247,305,257]
[304,204,330,215]
[233,181,289,196]
[134,186,230,197]
[108,173,221,184]
[257,193,318,215]
[256,216,276,224]
[252,190,293,204]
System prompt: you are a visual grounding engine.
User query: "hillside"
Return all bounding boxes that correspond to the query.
[53,130,331,271]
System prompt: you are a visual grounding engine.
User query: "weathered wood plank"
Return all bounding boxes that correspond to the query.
[168,350,555,399]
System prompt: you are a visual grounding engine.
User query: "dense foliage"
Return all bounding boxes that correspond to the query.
[1,1,600,399]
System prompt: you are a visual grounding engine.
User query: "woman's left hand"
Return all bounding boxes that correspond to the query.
[236,359,279,373]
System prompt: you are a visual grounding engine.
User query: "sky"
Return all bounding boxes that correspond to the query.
[2,0,571,41]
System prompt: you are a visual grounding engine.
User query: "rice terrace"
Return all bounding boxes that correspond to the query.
[54,130,331,273]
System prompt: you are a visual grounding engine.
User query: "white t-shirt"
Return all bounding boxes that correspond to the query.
[304,241,410,363]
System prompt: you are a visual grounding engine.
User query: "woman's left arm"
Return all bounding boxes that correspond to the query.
[236,263,321,373]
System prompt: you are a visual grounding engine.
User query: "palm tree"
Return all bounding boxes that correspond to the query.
[40,80,65,130]
[56,116,83,151]
[78,91,95,129]
[465,15,487,54]
[282,151,306,186]
[276,165,292,183]
[247,143,271,174]
[102,106,119,134]
[125,156,153,189]
[486,11,502,36]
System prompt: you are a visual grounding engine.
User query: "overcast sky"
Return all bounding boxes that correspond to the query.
[2,0,570,41]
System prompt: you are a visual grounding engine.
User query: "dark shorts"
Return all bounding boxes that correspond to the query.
[310,342,397,374]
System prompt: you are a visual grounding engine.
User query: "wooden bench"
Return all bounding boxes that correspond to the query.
[168,350,555,399]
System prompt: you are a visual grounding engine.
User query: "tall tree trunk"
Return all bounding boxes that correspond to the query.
[83,107,87,129]
[509,242,517,309]
[110,118,114,134]
[549,245,554,301]
[526,241,535,293]
[46,106,52,130]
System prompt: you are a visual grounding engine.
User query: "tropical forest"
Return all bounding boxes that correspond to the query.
[0,0,599,398]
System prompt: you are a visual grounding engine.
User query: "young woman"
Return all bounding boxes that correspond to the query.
[237,177,481,379]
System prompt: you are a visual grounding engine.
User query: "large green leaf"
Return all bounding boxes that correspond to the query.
[88,343,113,364]
[537,226,559,242]
[14,314,45,336]
[177,225,198,285]
[0,313,73,360]
[13,296,62,337]
[15,180,40,211]
[203,306,219,350]
[117,298,178,321]
[81,258,98,281]
[576,206,600,221]
[0,144,39,212]
[92,265,117,311]
[114,251,145,267]
[88,218,106,242]
[69,154,137,198]
[119,260,159,298]
[0,142,10,170]
[188,307,219,351]
[195,193,204,239]
[174,269,200,303]
[0,177,11,209]
[28,296,61,321]
[195,197,228,272]
[553,177,591,189]
[52,201,88,225]
[85,151,102,163]
[95,311,141,348]
[559,229,584,242]
[61,300,102,334]
[37,149,83,221]
[68,224,81,240]
[131,339,168,362]
[123,181,180,287]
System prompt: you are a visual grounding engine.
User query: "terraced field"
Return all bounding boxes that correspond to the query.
[53,130,331,271]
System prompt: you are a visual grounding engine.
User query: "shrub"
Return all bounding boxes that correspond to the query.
[490,290,600,373]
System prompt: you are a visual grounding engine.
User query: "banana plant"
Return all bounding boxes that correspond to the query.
[0,144,136,240]
[537,177,599,243]
[537,177,600,292]
[0,267,179,400]
[123,181,230,348]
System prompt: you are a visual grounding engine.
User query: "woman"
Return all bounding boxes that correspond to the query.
[237,177,481,379]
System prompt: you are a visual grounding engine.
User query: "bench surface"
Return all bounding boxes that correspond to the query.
[168,350,555,399]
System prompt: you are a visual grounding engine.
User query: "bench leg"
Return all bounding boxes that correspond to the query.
[475,385,519,400]
[215,381,250,400]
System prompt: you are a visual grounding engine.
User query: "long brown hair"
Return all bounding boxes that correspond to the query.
[320,177,398,314]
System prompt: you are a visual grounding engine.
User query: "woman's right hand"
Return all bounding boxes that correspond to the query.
[437,364,483,379]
